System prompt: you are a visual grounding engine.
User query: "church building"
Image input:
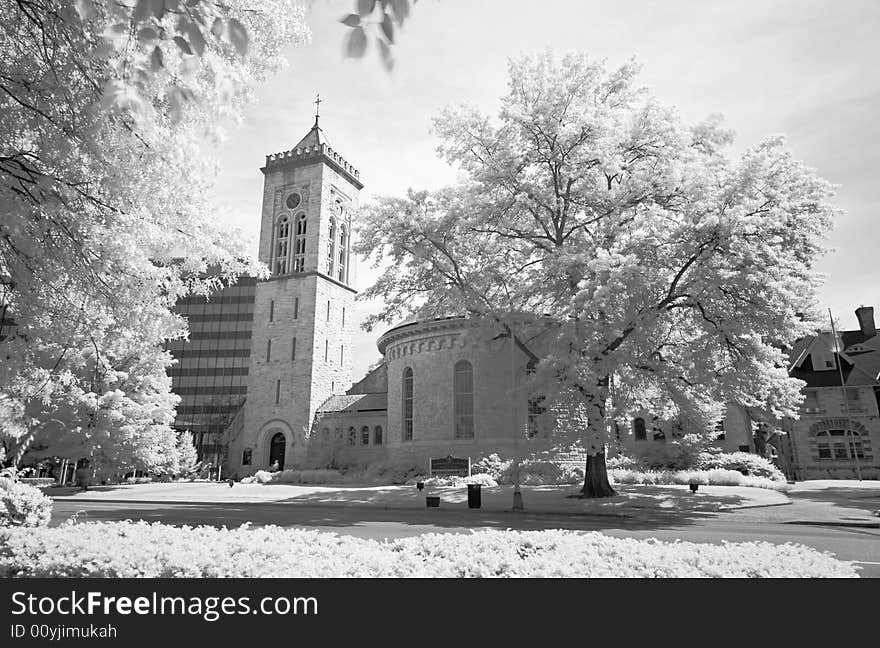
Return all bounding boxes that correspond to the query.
[169,115,761,479]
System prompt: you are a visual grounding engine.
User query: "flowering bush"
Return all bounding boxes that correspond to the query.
[124,476,153,484]
[471,453,510,477]
[0,480,53,528]
[496,459,584,486]
[696,452,785,481]
[355,460,424,485]
[0,522,857,577]
[269,469,344,485]
[606,455,639,470]
[410,473,499,487]
[608,468,788,491]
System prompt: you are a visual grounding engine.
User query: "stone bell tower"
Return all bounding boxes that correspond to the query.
[229,100,363,474]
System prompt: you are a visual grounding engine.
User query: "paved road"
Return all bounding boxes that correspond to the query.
[50,499,880,577]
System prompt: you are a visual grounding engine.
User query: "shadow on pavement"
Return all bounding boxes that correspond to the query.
[49,497,737,534]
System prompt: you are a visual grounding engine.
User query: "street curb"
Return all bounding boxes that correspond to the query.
[51,496,641,518]
[724,501,792,511]
[783,519,880,529]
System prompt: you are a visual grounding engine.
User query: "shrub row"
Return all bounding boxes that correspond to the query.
[609,468,789,491]
[0,478,53,528]
[0,522,857,578]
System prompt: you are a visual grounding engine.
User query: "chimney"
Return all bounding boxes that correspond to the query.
[855,306,876,337]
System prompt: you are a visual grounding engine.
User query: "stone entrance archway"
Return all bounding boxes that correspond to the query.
[268,431,286,470]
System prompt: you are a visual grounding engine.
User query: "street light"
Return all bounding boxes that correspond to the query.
[828,309,862,481]
[509,330,524,511]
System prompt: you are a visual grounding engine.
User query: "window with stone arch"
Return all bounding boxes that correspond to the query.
[526,359,546,438]
[374,425,383,445]
[453,360,474,439]
[633,417,647,441]
[327,216,336,275]
[321,427,330,445]
[815,428,872,461]
[337,223,348,283]
[347,426,356,445]
[402,367,413,442]
[292,213,307,272]
[361,425,370,445]
[274,214,291,275]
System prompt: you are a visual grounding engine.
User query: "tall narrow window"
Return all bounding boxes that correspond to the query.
[361,426,370,445]
[327,300,331,322]
[293,213,307,272]
[340,345,344,365]
[293,297,299,320]
[527,395,547,438]
[275,379,281,404]
[337,224,347,283]
[327,217,336,275]
[633,417,646,441]
[453,360,474,439]
[269,300,274,322]
[274,216,290,275]
[348,427,356,445]
[324,339,329,362]
[266,339,272,362]
[402,367,413,441]
[342,307,346,327]
[291,337,296,361]
[374,426,383,445]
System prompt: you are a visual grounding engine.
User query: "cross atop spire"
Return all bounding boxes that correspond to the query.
[314,93,322,125]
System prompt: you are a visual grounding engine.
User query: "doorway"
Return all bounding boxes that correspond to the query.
[268,432,286,470]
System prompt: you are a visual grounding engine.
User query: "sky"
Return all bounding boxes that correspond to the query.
[212,0,880,381]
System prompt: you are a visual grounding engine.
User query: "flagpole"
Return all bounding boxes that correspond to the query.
[828,309,862,481]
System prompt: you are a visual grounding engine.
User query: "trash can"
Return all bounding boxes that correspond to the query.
[467,483,482,509]
[426,495,440,508]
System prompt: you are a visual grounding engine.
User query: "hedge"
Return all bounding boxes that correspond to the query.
[0,522,857,578]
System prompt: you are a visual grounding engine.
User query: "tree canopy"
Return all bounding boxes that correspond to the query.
[0,0,309,474]
[356,52,837,496]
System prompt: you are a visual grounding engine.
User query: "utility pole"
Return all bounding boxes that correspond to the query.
[510,331,524,511]
[829,309,862,481]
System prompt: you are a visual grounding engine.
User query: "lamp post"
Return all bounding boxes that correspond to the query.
[509,330,524,511]
[829,309,862,481]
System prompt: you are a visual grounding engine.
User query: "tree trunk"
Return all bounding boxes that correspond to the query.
[753,430,766,457]
[582,450,616,498]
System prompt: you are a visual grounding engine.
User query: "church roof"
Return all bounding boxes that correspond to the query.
[262,119,362,189]
[316,393,387,414]
[788,328,880,388]
[292,119,329,150]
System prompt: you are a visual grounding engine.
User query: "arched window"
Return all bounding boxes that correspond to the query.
[327,217,336,275]
[322,427,330,444]
[274,215,290,275]
[816,429,870,461]
[337,224,348,283]
[527,396,547,438]
[633,417,646,441]
[453,360,474,439]
[361,426,370,445]
[293,213,307,272]
[374,425,383,445]
[402,367,413,441]
[347,426,356,445]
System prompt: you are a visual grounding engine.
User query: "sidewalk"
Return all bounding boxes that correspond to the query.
[50,481,789,518]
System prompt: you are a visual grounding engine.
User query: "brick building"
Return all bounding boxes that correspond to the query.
[777,307,880,480]
[169,119,845,478]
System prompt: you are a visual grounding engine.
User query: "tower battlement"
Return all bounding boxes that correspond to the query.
[265,143,360,180]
